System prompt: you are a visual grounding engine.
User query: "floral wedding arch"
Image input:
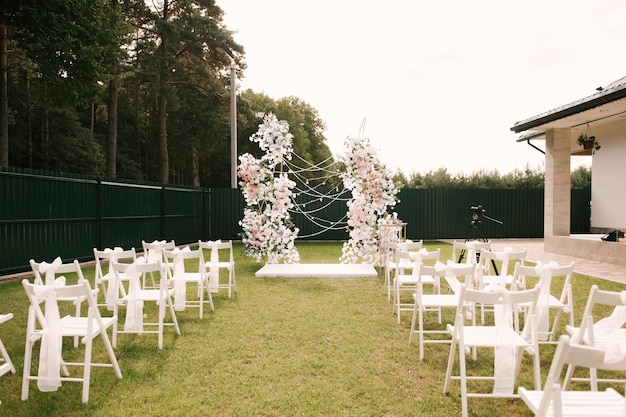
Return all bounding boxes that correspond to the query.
[238,113,400,264]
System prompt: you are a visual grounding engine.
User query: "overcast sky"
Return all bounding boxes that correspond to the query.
[219,0,626,176]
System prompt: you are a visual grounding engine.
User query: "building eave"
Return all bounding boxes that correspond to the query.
[510,77,626,134]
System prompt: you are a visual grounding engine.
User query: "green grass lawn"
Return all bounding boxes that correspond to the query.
[0,241,622,416]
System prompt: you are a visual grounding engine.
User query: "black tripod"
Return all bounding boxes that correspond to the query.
[457,205,503,273]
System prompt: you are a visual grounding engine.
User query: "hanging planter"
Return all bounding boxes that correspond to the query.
[577,133,601,154]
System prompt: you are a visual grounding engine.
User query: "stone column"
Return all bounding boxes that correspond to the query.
[544,128,571,237]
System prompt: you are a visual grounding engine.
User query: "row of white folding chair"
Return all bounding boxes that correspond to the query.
[21,278,122,403]
[519,335,626,417]
[563,284,626,390]
[392,247,440,324]
[443,284,542,417]
[382,240,423,300]
[141,239,236,299]
[408,262,477,360]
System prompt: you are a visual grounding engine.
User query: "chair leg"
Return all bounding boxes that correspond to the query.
[409,301,418,345]
[82,335,93,403]
[419,307,425,360]
[198,281,204,319]
[443,327,458,394]
[21,307,36,401]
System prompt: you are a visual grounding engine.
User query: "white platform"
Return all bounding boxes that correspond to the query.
[255,263,378,278]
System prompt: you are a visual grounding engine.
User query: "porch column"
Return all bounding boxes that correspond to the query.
[544,128,571,237]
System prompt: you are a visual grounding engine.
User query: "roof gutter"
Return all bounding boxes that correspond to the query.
[525,139,545,155]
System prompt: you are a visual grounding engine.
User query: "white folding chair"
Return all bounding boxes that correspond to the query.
[383,240,423,300]
[392,247,440,324]
[141,240,175,288]
[21,279,122,403]
[162,247,214,319]
[30,257,93,347]
[111,260,180,350]
[408,262,476,360]
[0,313,16,378]
[563,285,626,389]
[198,240,236,298]
[452,240,491,264]
[514,261,575,343]
[443,284,541,417]
[477,248,527,289]
[476,248,527,324]
[519,335,626,417]
[93,247,137,309]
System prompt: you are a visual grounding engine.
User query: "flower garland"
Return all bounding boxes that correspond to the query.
[339,136,400,264]
[238,113,300,264]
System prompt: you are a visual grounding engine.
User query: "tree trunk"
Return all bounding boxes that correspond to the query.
[106,74,119,177]
[106,0,119,178]
[0,24,8,166]
[192,147,200,186]
[42,85,49,170]
[157,0,170,184]
[25,74,32,168]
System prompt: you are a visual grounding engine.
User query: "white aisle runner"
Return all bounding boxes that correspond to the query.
[255,264,378,278]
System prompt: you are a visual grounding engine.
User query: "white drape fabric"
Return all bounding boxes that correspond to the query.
[123,264,144,332]
[533,261,559,341]
[409,248,430,276]
[104,247,124,310]
[434,261,463,293]
[493,287,515,394]
[593,291,626,363]
[38,256,62,285]
[492,247,514,287]
[205,240,221,293]
[171,246,191,311]
[33,276,66,392]
[147,240,167,263]
[463,241,483,265]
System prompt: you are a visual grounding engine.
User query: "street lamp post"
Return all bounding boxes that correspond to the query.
[219,48,238,189]
[228,58,237,189]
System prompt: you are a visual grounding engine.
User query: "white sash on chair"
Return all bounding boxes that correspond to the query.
[205,240,221,293]
[104,247,124,310]
[123,264,144,332]
[435,261,462,294]
[171,246,191,311]
[592,291,626,363]
[493,247,513,287]
[464,241,484,265]
[38,257,62,285]
[493,287,515,394]
[33,276,66,392]
[534,261,559,341]
[148,240,167,263]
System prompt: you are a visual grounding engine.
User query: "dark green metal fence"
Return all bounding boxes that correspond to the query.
[0,166,591,275]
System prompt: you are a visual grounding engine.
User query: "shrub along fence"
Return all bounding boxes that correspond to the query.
[0,167,591,275]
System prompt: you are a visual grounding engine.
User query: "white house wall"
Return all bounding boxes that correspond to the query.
[589,119,626,231]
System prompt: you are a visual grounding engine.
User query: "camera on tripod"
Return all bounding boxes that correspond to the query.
[470,205,485,222]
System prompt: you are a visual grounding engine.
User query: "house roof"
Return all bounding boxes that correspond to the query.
[510,76,626,134]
